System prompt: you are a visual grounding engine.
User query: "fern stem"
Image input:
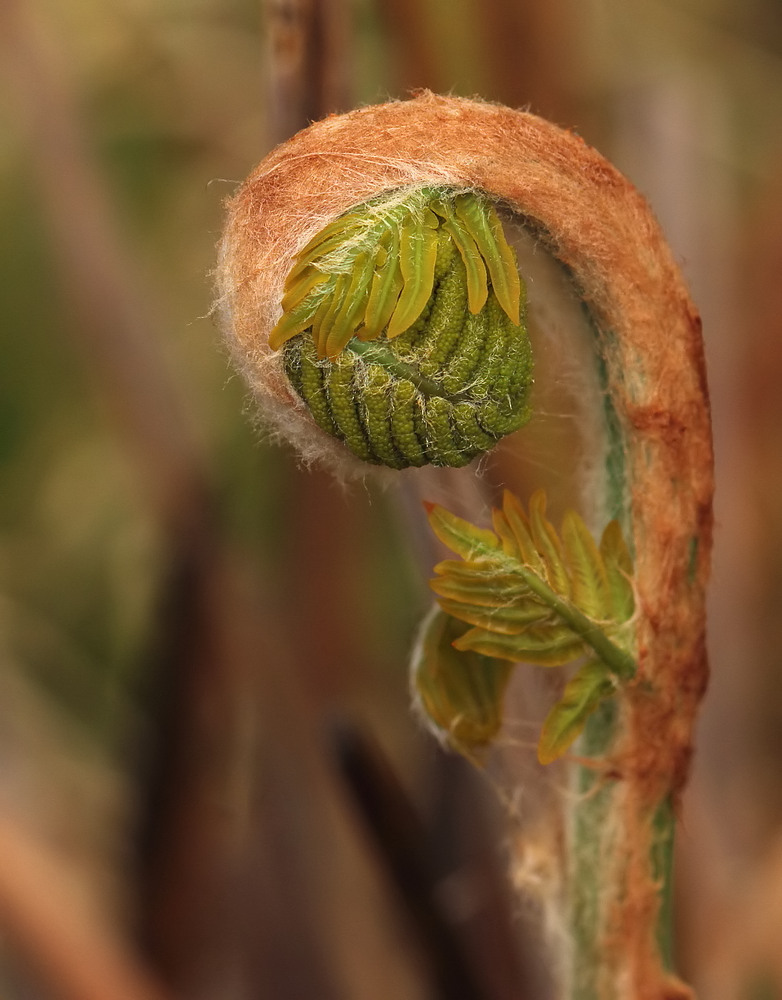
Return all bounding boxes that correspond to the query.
[571,701,618,1000]
[570,751,679,1000]
[652,797,677,971]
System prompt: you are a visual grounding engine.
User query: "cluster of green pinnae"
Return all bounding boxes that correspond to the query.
[269,187,534,469]
[415,490,637,763]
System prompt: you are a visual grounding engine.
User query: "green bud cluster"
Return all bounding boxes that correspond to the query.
[274,187,534,469]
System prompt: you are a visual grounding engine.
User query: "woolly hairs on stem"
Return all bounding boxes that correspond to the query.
[215,92,714,1000]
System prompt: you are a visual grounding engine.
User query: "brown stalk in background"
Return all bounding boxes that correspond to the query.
[0,1,352,996]
[0,817,171,1000]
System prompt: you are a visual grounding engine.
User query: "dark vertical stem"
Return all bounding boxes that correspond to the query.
[474,0,582,125]
[374,0,444,94]
[333,723,491,1000]
[263,0,352,144]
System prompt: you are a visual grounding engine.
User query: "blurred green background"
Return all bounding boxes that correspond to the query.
[1,1,781,998]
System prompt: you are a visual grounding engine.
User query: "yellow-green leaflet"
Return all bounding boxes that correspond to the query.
[537,662,616,764]
[412,606,513,759]
[362,232,403,340]
[423,500,501,560]
[324,252,374,358]
[271,187,522,356]
[452,194,521,324]
[386,213,439,338]
[436,212,488,315]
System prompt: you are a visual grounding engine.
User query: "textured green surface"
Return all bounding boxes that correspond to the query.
[275,187,534,469]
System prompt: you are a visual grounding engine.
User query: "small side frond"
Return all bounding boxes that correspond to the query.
[424,487,637,690]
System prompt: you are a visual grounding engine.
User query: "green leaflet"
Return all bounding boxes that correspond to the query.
[537,661,616,765]
[436,212,488,315]
[411,605,513,759]
[600,519,635,621]
[560,510,612,620]
[362,232,404,341]
[271,186,534,470]
[455,624,586,665]
[423,502,500,560]
[324,252,374,358]
[435,596,551,633]
[270,186,521,359]
[529,490,571,598]
[430,570,539,611]
[423,489,638,763]
[386,211,439,338]
[452,193,522,324]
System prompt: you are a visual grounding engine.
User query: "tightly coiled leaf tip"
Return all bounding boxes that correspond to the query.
[270,186,534,470]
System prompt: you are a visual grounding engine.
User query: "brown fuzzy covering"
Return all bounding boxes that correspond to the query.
[216,92,713,999]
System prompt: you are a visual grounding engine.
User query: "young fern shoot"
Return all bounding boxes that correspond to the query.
[216,93,713,1000]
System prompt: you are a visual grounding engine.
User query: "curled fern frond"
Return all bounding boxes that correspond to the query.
[269,187,533,469]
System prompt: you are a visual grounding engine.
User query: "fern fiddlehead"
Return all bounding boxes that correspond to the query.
[217,92,713,1000]
[269,188,533,469]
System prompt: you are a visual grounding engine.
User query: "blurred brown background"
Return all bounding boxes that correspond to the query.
[0,1,780,998]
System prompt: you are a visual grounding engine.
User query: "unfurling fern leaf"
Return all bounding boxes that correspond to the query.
[269,187,534,469]
[420,489,637,762]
